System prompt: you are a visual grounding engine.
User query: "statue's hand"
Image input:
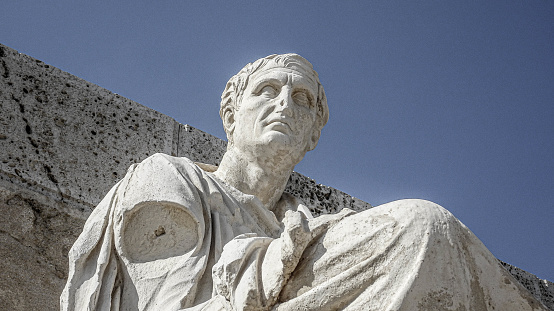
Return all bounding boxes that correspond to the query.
[218,209,357,309]
[258,210,311,307]
[260,208,356,307]
[277,208,356,284]
[281,210,311,254]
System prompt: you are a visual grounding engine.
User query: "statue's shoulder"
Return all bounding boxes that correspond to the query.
[140,152,195,165]
[130,153,204,178]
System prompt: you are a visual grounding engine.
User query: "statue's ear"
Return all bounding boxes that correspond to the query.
[222,107,235,140]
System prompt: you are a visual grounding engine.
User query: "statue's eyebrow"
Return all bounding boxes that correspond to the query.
[291,82,317,100]
[252,76,284,92]
[252,73,316,98]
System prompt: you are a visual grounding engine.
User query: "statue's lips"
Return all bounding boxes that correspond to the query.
[265,119,292,132]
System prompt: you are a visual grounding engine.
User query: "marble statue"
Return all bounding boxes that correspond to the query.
[61,54,548,310]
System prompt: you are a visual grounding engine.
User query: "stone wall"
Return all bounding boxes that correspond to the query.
[0,43,551,310]
[501,262,554,310]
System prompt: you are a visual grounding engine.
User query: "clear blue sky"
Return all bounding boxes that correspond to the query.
[3,1,553,281]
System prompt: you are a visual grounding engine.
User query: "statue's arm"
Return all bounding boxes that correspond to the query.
[62,154,207,311]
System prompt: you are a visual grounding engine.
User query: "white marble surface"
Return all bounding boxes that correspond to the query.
[61,54,549,310]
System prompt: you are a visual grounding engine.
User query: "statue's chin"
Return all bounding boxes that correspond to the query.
[260,133,306,155]
[262,131,292,145]
[233,131,308,165]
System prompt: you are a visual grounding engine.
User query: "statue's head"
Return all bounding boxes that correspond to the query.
[220,54,328,158]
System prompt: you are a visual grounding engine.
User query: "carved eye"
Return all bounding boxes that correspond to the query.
[259,85,278,98]
[292,91,313,108]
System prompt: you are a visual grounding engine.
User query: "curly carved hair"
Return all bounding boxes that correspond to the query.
[220,54,329,145]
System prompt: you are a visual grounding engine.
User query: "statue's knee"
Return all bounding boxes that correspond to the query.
[385,198,448,217]
[378,199,458,233]
[405,199,451,220]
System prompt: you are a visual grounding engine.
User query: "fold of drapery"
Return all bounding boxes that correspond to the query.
[62,155,547,311]
[275,199,547,311]
[61,154,284,311]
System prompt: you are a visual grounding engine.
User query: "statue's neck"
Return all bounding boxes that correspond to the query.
[214,147,294,211]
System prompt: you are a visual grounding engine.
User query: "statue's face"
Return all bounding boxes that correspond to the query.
[231,65,319,160]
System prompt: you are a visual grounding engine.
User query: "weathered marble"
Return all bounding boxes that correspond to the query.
[61,53,550,310]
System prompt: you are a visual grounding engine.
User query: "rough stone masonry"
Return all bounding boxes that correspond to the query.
[0,43,552,310]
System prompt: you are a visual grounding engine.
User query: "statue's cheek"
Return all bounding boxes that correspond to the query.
[116,201,199,263]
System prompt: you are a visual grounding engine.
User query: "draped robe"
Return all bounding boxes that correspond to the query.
[61,153,548,311]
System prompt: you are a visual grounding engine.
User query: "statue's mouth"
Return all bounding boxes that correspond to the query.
[266,119,292,132]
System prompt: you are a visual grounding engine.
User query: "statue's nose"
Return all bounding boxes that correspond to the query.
[276,89,293,117]
[278,97,293,117]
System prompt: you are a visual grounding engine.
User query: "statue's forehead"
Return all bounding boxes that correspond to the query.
[249,66,318,89]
